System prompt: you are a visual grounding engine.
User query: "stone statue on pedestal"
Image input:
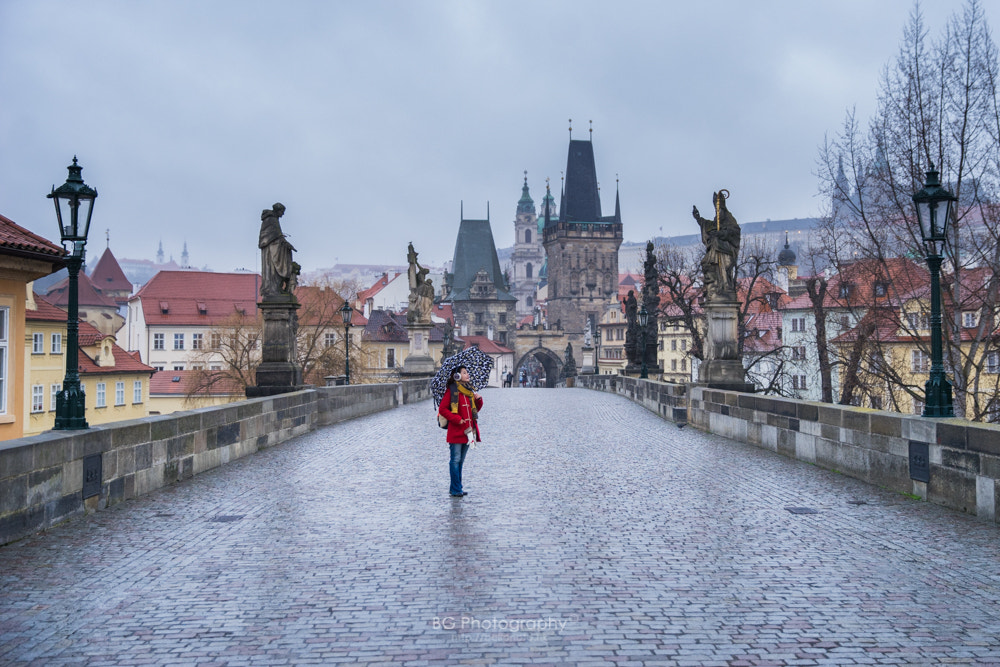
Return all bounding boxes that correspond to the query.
[692,190,740,302]
[692,190,754,393]
[259,203,299,298]
[249,202,304,397]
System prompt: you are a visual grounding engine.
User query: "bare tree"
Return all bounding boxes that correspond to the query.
[185,309,262,399]
[816,0,1000,420]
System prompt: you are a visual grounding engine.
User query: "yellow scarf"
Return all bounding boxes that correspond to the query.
[450,381,478,422]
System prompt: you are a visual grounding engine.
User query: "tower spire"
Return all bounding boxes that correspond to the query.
[568,118,572,140]
[589,119,593,141]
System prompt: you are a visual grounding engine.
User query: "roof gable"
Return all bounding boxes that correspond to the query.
[132,271,260,326]
[90,247,132,293]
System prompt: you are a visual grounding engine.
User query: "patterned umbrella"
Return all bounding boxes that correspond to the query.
[430,346,495,407]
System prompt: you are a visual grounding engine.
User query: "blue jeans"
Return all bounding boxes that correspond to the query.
[449,443,470,495]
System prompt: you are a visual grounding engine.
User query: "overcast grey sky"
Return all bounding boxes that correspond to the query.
[0,0,982,275]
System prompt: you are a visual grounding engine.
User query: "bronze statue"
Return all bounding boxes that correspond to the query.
[259,203,298,297]
[693,190,740,300]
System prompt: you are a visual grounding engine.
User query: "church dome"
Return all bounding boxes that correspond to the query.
[778,233,796,266]
[517,173,535,215]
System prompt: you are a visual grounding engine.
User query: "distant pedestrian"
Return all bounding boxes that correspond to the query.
[506,371,514,388]
[438,365,483,498]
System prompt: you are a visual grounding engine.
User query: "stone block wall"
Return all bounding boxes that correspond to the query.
[0,382,428,546]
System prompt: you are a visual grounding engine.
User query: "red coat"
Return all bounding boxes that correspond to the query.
[438,388,483,444]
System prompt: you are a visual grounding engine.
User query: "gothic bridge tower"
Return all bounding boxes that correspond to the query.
[542,134,623,361]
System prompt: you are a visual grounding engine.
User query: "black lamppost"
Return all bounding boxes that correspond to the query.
[49,157,96,430]
[595,329,602,375]
[339,300,354,385]
[638,305,649,379]
[912,162,956,418]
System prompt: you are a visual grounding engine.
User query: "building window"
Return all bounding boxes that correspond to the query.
[988,351,1000,374]
[31,385,44,413]
[133,381,143,404]
[154,365,165,371]
[913,397,925,415]
[387,348,395,368]
[907,312,930,330]
[192,333,203,350]
[174,333,184,350]
[475,312,483,325]
[525,230,531,244]
[96,383,107,408]
[671,339,677,351]
[874,281,888,297]
[51,333,62,354]
[211,333,222,350]
[963,311,978,328]
[671,359,677,371]
[210,364,222,371]
[526,296,533,307]
[526,262,533,279]
[51,384,59,412]
[153,333,165,350]
[173,365,184,371]
[499,312,507,325]
[498,331,507,344]
[681,358,687,372]
[791,346,806,361]
[681,339,687,351]
[791,317,806,332]
[911,349,930,373]
[792,375,808,390]
[32,332,44,354]
[325,333,337,348]
[115,382,125,406]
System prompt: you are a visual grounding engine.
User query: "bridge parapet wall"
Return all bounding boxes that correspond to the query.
[0,380,431,546]
[576,376,1000,524]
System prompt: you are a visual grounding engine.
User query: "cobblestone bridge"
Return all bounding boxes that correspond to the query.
[2,388,1000,666]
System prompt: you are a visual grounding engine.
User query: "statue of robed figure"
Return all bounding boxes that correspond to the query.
[692,190,740,302]
[259,203,299,298]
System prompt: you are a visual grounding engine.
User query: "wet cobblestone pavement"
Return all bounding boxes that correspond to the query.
[2,387,1000,666]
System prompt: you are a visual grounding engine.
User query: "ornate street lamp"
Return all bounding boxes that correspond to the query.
[339,300,354,385]
[48,157,96,430]
[912,162,956,418]
[595,329,602,375]
[638,305,649,379]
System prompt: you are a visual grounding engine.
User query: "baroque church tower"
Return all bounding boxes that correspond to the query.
[543,133,622,353]
[510,172,547,316]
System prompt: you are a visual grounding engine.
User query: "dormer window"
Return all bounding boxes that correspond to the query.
[838,283,853,299]
[159,300,169,314]
[197,302,208,315]
[874,281,889,298]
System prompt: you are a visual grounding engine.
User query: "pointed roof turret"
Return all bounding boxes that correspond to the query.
[563,139,601,222]
[448,211,516,303]
[614,176,621,224]
[90,246,132,294]
[517,170,535,215]
[539,179,557,233]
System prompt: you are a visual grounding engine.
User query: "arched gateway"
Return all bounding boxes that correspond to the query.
[513,346,563,388]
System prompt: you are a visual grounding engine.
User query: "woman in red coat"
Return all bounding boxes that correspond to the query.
[438,365,483,497]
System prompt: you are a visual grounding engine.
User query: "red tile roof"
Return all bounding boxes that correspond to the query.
[0,212,65,259]
[149,370,242,396]
[461,335,514,354]
[46,271,119,308]
[132,271,260,326]
[75,320,155,375]
[294,284,367,327]
[363,309,409,343]
[26,294,67,322]
[357,272,400,303]
[90,247,132,294]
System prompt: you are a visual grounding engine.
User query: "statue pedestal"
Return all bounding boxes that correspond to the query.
[581,344,596,374]
[247,297,306,397]
[400,322,436,377]
[699,298,755,392]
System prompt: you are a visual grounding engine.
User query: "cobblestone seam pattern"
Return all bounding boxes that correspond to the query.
[1,388,999,666]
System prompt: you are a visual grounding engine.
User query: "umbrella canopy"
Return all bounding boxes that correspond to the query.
[431,346,495,407]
